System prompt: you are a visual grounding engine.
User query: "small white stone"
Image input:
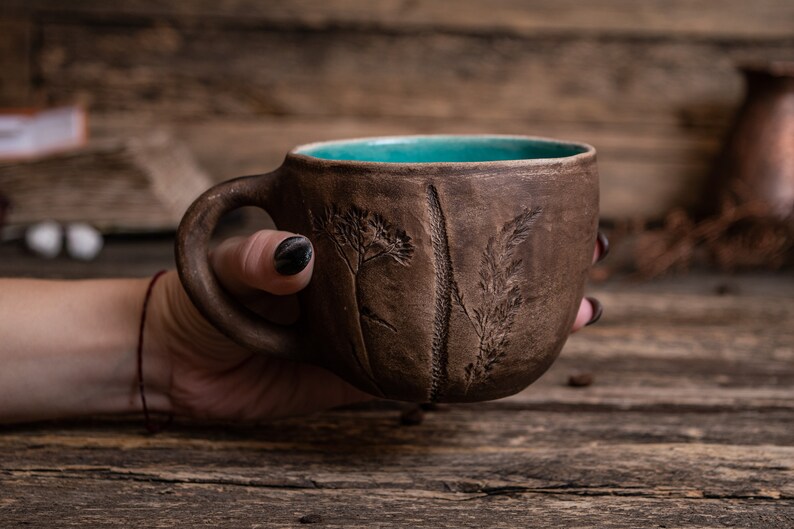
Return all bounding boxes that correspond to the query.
[66,222,104,261]
[25,220,63,259]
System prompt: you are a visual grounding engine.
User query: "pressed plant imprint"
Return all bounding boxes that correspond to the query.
[311,193,540,401]
[426,185,541,398]
[455,207,541,392]
[426,185,454,401]
[311,205,414,381]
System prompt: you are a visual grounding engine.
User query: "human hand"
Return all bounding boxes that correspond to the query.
[144,230,607,422]
[573,231,608,330]
[144,231,370,421]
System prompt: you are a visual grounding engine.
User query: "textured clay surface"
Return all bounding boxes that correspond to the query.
[176,136,599,402]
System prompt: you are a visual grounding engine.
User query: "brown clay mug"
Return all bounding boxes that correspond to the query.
[176,135,599,402]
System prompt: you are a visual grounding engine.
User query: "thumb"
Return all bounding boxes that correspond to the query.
[210,230,315,298]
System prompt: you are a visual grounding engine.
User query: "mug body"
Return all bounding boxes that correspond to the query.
[263,135,598,402]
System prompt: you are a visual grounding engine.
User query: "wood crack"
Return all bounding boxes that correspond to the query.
[1,468,319,490]
[3,469,790,501]
[467,484,792,501]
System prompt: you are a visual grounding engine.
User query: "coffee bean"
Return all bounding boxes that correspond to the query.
[568,372,594,387]
[714,282,739,296]
[400,406,424,425]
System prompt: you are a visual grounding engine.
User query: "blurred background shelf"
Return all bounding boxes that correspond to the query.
[0,131,212,233]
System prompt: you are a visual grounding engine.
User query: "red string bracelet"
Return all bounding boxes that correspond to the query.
[137,270,173,433]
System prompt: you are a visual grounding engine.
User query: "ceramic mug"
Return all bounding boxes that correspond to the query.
[176,135,599,402]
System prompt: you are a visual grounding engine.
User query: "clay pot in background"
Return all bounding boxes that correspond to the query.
[707,61,794,220]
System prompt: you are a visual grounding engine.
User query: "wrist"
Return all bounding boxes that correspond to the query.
[79,275,174,419]
[83,276,173,418]
[129,272,176,418]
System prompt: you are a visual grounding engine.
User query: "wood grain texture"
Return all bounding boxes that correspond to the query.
[0,133,213,231]
[0,242,792,526]
[0,16,32,106]
[1,2,791,219]
[7,0,794,39]
[34,21,793,127]
[94,114,719,219]
[27,19,789,220]
[2,479,790,528]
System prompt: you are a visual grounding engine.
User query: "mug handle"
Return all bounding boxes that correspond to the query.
[175,171,302,360]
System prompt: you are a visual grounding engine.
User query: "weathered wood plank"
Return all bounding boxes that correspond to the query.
[0,16,32,106]
[165,116,719,177]
[0,134,213,231]
[32,20,791,220]
[36,22,792,128]
[1,403,793,501]
[163,116,719,219]
[17,11,791,219]
[87,114,719,219]
[2,479,791,528]
[8,0,794,40]
[4,2,792,220]
[2,403,793,452]
[2,109,718,220]
[1,406,792,526]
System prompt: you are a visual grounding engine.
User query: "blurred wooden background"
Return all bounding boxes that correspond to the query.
[2,0,793,221]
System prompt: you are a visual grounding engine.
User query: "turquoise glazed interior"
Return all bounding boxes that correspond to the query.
[295,135,588,163]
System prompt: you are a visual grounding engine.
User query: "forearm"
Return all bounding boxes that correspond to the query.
[0,278,171,423]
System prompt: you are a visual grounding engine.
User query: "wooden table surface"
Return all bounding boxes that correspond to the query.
[1,237,792,528]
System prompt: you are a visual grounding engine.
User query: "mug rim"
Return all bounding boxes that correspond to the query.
[288,133,596,168]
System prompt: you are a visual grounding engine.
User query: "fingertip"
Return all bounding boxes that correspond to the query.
[585,297,603,326]
[233,230,315,296]
[274,236,313,276]
[593,231,609,264]
[572,298,594,332]
[572,297,603,332]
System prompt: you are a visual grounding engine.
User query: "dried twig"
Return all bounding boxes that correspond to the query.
[634,188,793,278]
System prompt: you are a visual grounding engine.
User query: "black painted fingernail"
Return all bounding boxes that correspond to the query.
[274,236,312,276]
[585,297,603,326]
[596,231,610,262]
